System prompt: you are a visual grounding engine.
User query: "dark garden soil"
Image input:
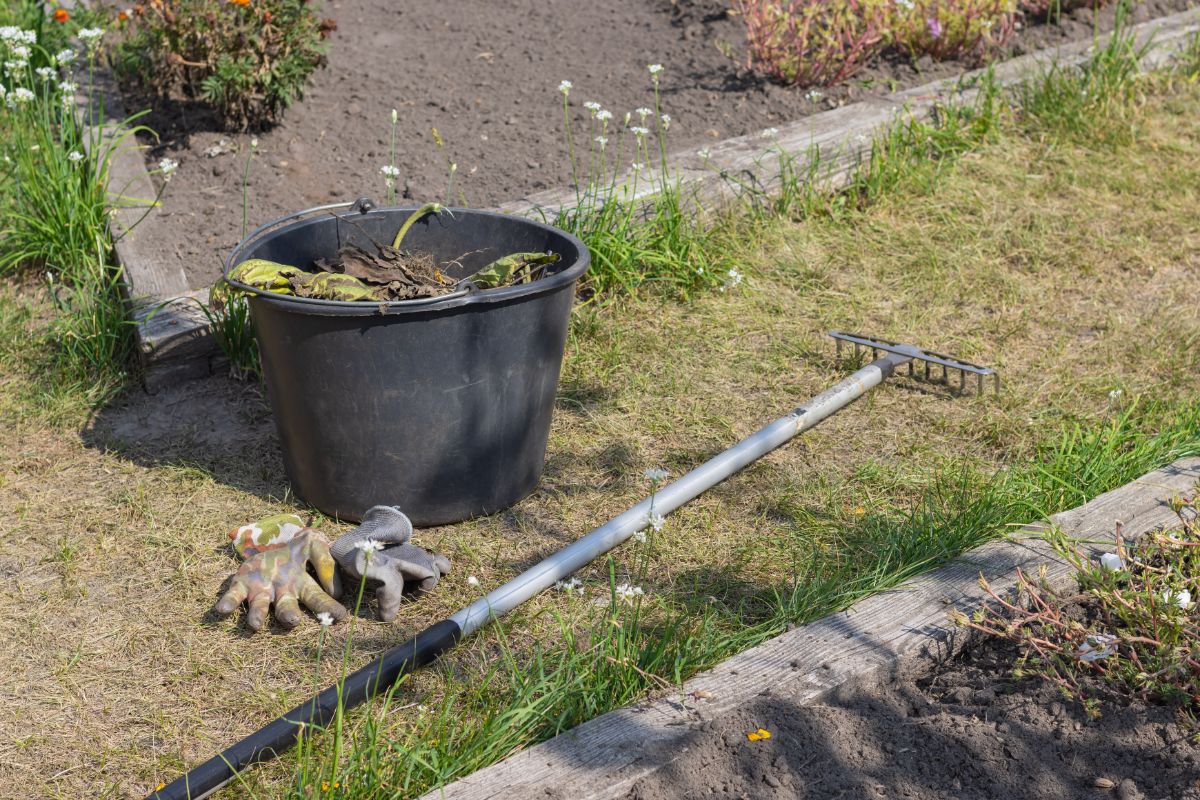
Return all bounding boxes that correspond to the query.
[623,634,1200,800]
[131,0,1198,291]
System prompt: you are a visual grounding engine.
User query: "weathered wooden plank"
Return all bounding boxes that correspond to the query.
[422,457,1200,800]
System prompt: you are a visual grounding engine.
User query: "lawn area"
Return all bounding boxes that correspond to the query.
[3,46,1200,800]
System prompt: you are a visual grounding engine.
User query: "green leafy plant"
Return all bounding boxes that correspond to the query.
[112,0,335,130]
[894,0,1018,62]
[733,0,891,87]
[958,495,1200,718]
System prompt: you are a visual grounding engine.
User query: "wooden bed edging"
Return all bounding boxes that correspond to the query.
[97,9,1200,390]
[418,457,1200,800]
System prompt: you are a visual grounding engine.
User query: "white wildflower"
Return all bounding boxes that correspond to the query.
[467,575,480,587]
[583,100,601,113]
[316,612,334,627]
[158,157,179,179]
[632,530,647,543]
[697,148,711,161]
[10,44,29,60]
[1099,552,1124,571]
[5,60,27,76]
[595,108,613,123]
[554,577,583,593]
[629,126,649,138]
[77,27,105,50]
[896,0,914,9]
[355,538,384,553]
[631,162,645,174]
[648,63,664,77]
[805,89,823,102]
[660,113,671,130]
[379,164,400,177]
[12,86,33,104]
[615,583,645,602]
[250,137,259,149]
[720,268,744,292]
[1163,589,1193,610]
[1108,388,1123,401]
[557,79,572,95]
[762,127,780,139]
[60,80,77,94]
[67,150,84,163]
[635,107,653,120]
[35,66,55,82]
[595,135,608,149]
[54,48,76,65]
[647,511,666,532]
[644,468,670,481]
[1077,633,1118,663]
[61,92,76,109]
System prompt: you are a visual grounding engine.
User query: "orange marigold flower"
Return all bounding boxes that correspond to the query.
[229,0,251,6]
[53,7,69,22]
[118,9,129,21]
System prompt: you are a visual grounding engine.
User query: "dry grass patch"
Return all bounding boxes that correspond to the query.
[0,85,1198,798]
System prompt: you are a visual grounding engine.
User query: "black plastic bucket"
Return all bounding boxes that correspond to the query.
[224,201,589,525]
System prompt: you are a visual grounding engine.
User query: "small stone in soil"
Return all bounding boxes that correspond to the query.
[1094,777,1116,789]
[1117,779,1139,800]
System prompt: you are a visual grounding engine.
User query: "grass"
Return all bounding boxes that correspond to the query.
[0,43,1197,796]
[1,6,1200,796]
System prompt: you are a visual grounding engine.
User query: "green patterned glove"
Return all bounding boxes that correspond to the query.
[216,514,347,631]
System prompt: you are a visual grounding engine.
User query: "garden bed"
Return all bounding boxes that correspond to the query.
[622,633,1200,800]
[130,0,1197,292]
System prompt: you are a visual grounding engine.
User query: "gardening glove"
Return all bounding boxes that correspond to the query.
[216,514,347,631]
[329,505,453,622]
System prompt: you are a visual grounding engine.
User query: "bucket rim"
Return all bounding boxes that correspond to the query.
[222,203,589,316]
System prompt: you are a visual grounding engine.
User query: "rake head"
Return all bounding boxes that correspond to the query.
[829,330,1000,395]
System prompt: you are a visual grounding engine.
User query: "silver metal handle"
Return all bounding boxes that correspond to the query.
[223,198,370,276]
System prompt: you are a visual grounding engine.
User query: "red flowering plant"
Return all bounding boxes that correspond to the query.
[112,0,336,130]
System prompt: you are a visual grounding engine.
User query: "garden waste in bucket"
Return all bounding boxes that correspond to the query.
[224,203,590,526]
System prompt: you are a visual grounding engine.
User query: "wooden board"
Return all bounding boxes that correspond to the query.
[421,457,1200,800]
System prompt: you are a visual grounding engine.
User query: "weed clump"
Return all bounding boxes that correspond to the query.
[112,0,336,130]
[959,496,1200,720]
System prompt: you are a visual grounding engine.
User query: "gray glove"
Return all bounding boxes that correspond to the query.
[330,506,452,622]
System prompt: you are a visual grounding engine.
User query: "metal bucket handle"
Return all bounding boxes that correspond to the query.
[223,197,470,306]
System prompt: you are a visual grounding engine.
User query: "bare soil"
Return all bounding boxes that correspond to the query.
[624,634,1200,800]
[132,0,1198,291]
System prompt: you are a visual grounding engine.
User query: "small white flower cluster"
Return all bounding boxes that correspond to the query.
[805,90,823,103]
[380,164,400,188]
[60,81,78,109]
[467,575,480,587]
[55,48,76,66]
[697,148,711,162]
[719,268,744,292]
[558,79,572,96]
[615,583,645,602]
[631,162,645,174]
[644,468,670,482]
[1099,552,1124,571]
[9,86,34,105]
[355,538,384,553]
[595,135,608,149]
[1108,388,1123,401]
[660,113,671,131]
[584,101,601,113]
[159,157,179,180]
[629,126,649,139]
[761,127,780,139]
[635,107,652,121]
[647,64,663,83]
[78,27,105,51]
[35,66,56,82]
[67,150,84,163]
[595,109,613,123]
[316,611,335,627]
[646,511,666,532]
[631,530,647,543]
[0,26,35,46]
[554,577,583,593]
[895,0,915,11]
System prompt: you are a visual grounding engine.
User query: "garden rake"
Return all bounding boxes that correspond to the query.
[150,330,999,800]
